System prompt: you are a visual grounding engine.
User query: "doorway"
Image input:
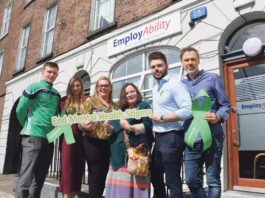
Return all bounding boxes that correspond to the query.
[224,54,265,190]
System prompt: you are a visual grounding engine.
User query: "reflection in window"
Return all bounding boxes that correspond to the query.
[90,0,115,31]
[1,2,12,38]
[15,24,31,72]
[40,3,58,58]
[230,23,265,52]
[111,48,181,101]
[0,51,4,76]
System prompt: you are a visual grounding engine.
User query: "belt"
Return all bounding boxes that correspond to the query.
[155,130,184,138]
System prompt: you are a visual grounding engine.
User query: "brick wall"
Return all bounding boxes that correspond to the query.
[0,0,173,130]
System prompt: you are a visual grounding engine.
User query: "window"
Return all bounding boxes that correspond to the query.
[111,48,182,102]
[25,0,34,7]
[229,23,265,52]
[25,0,32,4]
[90,0,115,31]
[39,3,58,58]
[15,24,31,72]
[0,51,4,76]
[1,2,12,38]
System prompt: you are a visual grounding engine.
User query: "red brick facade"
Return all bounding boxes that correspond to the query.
[0,0,174,128]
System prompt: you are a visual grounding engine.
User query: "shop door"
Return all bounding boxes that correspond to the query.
[224,54,265,190]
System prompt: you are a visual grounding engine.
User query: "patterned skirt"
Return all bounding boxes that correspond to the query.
[105,165,150,198]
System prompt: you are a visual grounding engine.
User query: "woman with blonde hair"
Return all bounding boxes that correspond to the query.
[79,76,117,198]
[58,77,85,198]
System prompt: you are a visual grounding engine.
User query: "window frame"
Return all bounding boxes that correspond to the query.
[0,50,4,77]
[89,0,115,32]
[1,1,13,38]
[14,23,31,73]
[111,48,183,101]
[39,2,58,59]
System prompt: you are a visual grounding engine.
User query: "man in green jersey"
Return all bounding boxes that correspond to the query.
[15,62,61,198]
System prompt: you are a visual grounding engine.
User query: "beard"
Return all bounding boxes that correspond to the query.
[154,71,168,80]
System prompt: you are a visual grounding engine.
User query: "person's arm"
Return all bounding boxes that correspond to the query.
[151,82,192,123]
[204,74,231,124]
[16,86,34,126]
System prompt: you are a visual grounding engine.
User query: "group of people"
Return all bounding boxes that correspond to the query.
[15,46,230,198]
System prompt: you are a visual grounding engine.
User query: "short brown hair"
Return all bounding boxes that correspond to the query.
[148,51,167,65]
[119,83,142,110]
[43,62,59,71]
[180,47,199,59]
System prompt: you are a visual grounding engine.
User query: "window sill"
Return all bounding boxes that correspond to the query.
[36,52,53,65]
[0,33,8,41]
[86,21,117,41]
[12,68,25,77]
[24,0,35,9]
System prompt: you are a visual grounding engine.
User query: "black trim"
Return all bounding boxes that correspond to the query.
[36,52,53,65]
[0,33,8,41]
[23,89,61,99]
[24,0,35,9]
[86,22,117,41]
[12,67,25,77]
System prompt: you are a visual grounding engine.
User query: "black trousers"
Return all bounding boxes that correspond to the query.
[82,136,110,198]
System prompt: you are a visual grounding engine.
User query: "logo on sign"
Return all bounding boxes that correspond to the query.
[113,20,171,48]
[241,102,265,110]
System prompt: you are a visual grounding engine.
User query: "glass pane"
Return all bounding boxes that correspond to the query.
[127,76,141,88]
[112,80,125,99]
[145,48,181,70]
[113,62,126,78]
[127,54,142,75]
[44,30,54,55]
[162,48,181,65]
[112,76,141,100]
[3,22,8,35]
[20,48,27,69]
[96,0,113,29]
[47,5,57,29]
[233,64,265,179]
[143,73,155,90]
[0,53,3,75]
[168,67,180,79]
[22,26,30,47]
[231,24,265,51]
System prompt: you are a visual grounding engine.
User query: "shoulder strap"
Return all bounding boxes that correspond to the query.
[123,130,130,149]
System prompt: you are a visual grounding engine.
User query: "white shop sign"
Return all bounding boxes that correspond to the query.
[107,11,181,57]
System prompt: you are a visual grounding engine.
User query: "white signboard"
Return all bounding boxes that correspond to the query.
[107,11,182,57]
[237,99,265,114]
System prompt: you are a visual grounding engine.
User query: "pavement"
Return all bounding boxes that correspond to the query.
[0,174,15,198]
[1,174,265,198]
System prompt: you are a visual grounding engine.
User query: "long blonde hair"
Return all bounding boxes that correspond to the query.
[65,77,84,114]
[93,76,114,104]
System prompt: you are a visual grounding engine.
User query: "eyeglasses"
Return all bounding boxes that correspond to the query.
[98,84,110,88]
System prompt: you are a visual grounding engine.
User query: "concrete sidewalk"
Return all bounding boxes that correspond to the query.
[1,174,265,198]
[0,174,15,198]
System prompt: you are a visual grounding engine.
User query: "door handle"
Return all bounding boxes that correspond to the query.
[233,140,239,147]
[231,107,237,113]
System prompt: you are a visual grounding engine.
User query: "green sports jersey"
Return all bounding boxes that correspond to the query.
[16,80,61,138]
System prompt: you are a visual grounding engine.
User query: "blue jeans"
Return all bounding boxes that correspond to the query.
[151,131,185,198]
[184,135,224,198]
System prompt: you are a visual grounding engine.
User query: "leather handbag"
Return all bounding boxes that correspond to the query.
[123,130,150,176]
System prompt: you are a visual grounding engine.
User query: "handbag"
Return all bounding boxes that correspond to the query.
[123,130,150,176]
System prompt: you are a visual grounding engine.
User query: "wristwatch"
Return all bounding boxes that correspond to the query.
[160,115,164,124]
